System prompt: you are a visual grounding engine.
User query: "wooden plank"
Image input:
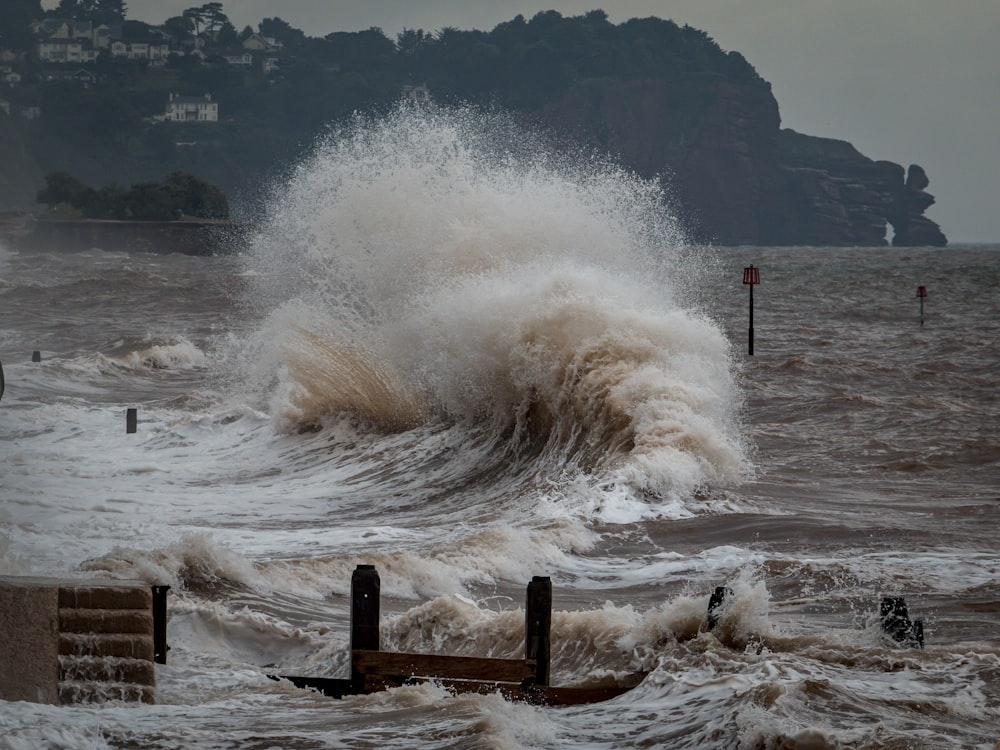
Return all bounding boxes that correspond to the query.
[360,674,638,706]
[353,650,536,682]
[363,674,539,700]
[540,684,637,706]
[270,674,357,698]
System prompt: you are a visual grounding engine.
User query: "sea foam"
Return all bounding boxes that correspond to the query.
[241,104,746,507]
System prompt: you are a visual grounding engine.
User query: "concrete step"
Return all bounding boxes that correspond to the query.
[58,680,155,705]
[59,655,155,685]
[58,584,151,611]
[58,608,153,635]
[59,632,155,660]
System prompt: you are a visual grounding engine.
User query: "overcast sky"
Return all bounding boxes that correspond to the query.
[55,0,1000,241]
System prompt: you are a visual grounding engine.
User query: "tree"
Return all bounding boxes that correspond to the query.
[47,0,126,24]
[258,17,306,52]
[216,20,238,48]
[93,0,126,25]
[0,0,43,53]
[200,2,229,39]
[163,171,229,219]
[396,28,431,54]
[125,182,181,220]
[163,15,196,47]
[36,171,90,209]
[182,5,207,36]
[50,0,85,21]
[35,172,230,221]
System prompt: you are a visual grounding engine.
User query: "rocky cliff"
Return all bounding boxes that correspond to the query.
[538,77,946,246]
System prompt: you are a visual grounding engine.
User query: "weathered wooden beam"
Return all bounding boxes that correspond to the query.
[364,674,542,700]
[525,576,551,687]
[353,650,536,683]
[271,675,356,698]
[350,565,380,693]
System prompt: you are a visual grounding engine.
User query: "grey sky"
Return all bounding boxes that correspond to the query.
[56,0,1000,241]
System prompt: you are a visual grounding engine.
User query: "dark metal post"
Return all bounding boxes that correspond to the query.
[0,359,4,402]
[32,350,41,362]
[351,565,380,692]
[916,286,927,327]
[743,265,760,355]
[152,584,170,664]
[880,595,924,649]
[707,585,732,631]
[525,576,552,687]
[126,407,137,434]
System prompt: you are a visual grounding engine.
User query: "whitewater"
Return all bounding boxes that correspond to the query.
[1,106,998,749]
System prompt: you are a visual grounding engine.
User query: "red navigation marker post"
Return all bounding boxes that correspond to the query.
[916,285,928,327]
[743,265,760,355]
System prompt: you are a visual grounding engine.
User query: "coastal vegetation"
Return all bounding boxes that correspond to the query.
[36,170,230,220]
[0,2,946,244]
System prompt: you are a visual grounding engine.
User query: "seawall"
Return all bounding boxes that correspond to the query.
[7,219,248,256]
[0,577,158,704]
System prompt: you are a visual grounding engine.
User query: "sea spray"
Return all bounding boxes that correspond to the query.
[240,104,746,508]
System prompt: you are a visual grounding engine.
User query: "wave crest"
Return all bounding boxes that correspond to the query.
[243,104,744,497]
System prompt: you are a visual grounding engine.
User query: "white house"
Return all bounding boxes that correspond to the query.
[225,52,253,67]
[38,38,98,64]
[93,24,122,49]
[110,40,170,62]
[402,83,431,105]
[32,19,93,41]
[243,34,281,52]
[165,93,218,122]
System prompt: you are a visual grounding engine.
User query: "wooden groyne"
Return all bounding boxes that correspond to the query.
[274,565,644,705]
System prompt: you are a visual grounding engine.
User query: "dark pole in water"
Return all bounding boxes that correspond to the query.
[151,584,170,664]
[525,576,552,687]
[126,407,137,434]
[32,350,41,362]
[880,595,924,648]
[707,585,732,631]
[0,359,4,402]
[743,265,760,355]
[351,565,380,692]
[916,286,928,327]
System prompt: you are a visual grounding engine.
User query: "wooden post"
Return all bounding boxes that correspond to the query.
[525,576,551,687]
[151,584,170,664]
[351,565,380,692]
[916,286,928,327]
[743,265,760,356]
[126,408,138,434]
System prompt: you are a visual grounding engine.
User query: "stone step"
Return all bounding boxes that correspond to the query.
[58,680,155,705]
[58,608,153,635]
[59,655,155,686]
[59,632,155,660]
[58,583,151,611]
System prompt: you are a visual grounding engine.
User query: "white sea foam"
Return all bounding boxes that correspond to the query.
[241,104,746,509]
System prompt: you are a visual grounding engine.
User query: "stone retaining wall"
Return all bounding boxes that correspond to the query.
[0,577,156,704]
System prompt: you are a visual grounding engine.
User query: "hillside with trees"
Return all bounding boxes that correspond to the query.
[0,2,946,245]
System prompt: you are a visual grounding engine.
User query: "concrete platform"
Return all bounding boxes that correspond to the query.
[0,577,156,704]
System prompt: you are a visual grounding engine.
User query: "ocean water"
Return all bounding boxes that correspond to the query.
[1,107,998,749]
